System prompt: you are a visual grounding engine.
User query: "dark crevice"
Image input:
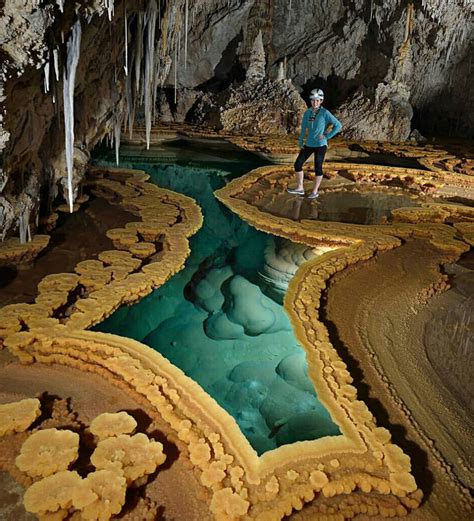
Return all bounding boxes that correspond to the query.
[195,30,246,94]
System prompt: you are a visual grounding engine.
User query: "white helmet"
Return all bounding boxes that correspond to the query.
[309,88,324,101]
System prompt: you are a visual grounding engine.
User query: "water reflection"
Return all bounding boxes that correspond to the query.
[277,187,421,224]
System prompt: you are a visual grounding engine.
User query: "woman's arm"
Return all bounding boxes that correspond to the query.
[324,111,342,140]
[298,111,308,147]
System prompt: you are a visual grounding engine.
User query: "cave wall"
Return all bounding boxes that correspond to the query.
[167,0,474,137]
[0,0,135,241]
[0,0,473,243]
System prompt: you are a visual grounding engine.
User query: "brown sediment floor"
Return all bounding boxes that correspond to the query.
[324,239,473,521]
[0,197,135,307]
[0,349,211,521]
[424,252,473,416]
[0,472,35,521]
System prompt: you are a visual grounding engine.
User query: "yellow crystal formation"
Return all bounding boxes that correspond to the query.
[17,409,166,520]
[0,398,41,437]
[89,412,137,440]
[0,235,50,269]
[0,166,203,346]
[23,469,127,521]
[16,428,79,478]
[91,433,166,484]
[5,327,425,520]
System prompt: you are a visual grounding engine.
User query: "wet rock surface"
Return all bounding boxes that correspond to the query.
[0,197,134,307]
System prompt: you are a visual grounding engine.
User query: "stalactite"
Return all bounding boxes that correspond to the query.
[114,113,121,166]
[125,40,135,138]
[135,13,144,97]
[57,0,64,13]
[184,0,189,69]
[120,0,212,144]
[43,61,50,93]
[63,19,81,213]
[174,36,178,104]
[106,0,115,21]
[53,48,60,81]
[144,0,158,150]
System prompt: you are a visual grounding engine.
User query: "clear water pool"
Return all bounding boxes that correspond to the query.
[93,142,340,454]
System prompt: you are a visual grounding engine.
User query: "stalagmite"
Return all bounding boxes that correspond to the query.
[277,61,285,81]
[246,31,266,82]
[63,19,82,213]
[18,207,31,244]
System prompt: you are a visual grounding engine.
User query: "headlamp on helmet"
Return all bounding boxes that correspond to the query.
[309,88,324,101]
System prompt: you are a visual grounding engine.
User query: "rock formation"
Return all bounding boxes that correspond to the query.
[335,82,413,141]
[190,31,307,133]
[1,0,473,243]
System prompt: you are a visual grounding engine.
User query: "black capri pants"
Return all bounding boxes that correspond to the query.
[294,145,327,176]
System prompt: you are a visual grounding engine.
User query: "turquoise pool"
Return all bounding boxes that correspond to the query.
[93,140,340,454]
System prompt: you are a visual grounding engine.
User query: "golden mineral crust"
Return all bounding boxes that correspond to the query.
[0,235,50,269]
[0,398,41,437]
[88,412,137,440]
[15,428,79,478]
[3,327,425,521]
[212,161,473,520]
[0,166,203,342]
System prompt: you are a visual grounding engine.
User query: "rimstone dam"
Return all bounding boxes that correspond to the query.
[0,1,473,520]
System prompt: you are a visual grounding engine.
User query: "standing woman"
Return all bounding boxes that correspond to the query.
[287,89,342,199]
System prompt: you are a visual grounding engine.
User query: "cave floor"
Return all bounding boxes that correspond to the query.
[0,349,211,521]
[1,137,473,520]
[324,240,473,521]
[0,198,135,308]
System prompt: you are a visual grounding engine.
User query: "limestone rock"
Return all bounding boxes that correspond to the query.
[52,147,90,210]
[0,196,14,241]
[246,31,266,83]
[335,83,413,142]
[192,79,306,134]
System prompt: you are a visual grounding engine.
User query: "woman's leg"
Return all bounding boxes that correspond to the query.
[310,146,327,195]
[289,147,312,193]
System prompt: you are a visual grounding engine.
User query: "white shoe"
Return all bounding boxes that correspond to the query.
[287,188,305,196]
[307,192,319,199]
